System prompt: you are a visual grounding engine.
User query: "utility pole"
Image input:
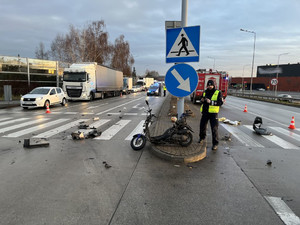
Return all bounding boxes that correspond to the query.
[177,0,188,118]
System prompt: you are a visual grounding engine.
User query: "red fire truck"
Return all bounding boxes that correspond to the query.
[190,69,229,104]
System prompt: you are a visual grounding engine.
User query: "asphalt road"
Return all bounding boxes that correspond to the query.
[0,92,299,225]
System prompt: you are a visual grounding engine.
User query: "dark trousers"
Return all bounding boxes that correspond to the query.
[199,112,219,146]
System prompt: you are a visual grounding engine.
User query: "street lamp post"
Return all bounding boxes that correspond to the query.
[207,56,216,70]
[242,64,250,93]
[240,29,256,93]
[275,53,288,96]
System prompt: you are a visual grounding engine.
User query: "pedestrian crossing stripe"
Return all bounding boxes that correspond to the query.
[125,120,145,140]
[3,118,70,138]
[78,119,110,137]
[244,125,300,150]
[33,119,89,138]
[0,117,13,122]
[94,120,131,140]
[221,124,264,147]
[0,118,50,134]
[1,117,300,150]
[0,118,29,126]
[270,127,300,141]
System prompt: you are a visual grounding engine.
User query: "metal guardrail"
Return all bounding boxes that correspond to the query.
[229,91,300,105]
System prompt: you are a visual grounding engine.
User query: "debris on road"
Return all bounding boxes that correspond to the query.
[253,117,272,135]
[219,117,241,126]
[103,161,111,169]
[266,160,272,166]
[221,133,232,141]
[23,138,49,148]
[78,124,89,129]
[71,131,85,140]
[93,117,100,121]
[71,126,102,140]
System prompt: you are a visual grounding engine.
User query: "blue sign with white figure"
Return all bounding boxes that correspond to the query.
[165,64,198,97]
[166,26,200,63]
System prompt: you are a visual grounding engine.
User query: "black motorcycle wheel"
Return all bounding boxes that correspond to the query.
[179,132,193,147]
[131,135,147,151]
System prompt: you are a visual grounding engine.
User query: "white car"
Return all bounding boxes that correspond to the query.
[277,94,292,102]
[132,86,142,93]
[20,87,67,109]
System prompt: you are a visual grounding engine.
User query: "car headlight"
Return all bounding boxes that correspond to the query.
[155,89,159,93]
[36,97,43,101]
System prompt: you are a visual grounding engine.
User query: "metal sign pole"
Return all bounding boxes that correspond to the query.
[177,0,188,119]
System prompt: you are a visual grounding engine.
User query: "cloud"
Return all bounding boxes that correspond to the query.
[1,0,300,77]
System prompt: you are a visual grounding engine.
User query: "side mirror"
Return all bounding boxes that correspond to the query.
[145,100,149,106]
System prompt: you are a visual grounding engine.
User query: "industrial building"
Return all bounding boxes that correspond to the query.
[230,63,300,92]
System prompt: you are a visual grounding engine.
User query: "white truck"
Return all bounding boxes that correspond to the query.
[122,77,133,94]
[136,77,154,91]
[62,63,123,100]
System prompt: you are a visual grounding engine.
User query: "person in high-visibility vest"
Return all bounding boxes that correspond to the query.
[163,84,167,97]
[198,80,223,150]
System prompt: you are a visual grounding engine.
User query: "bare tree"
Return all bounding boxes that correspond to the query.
[83,21,113,64]
[35,42,49,60]
[50,34,67,62]
[111,35,135,76]
[50,20,113,65]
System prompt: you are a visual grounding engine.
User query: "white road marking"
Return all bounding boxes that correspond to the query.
[81,112,95,115]
[49,112,63,114]
[221,124,264,147]
[94,120,131,140]
[64,112,78,115]
[89,119,110,128]
[224,102,287,127]
[0,117,13,122]
[4,118,70,138]
[125,120,145,140]
[124,113,138,116]
[244,125,300,149]
[265,196,300,225]
[33,119,89,138]
[87,103,108,110]
[0,118,50,134]
[269,127,300,141]
[96,97,144,115]
[0,118,29,126]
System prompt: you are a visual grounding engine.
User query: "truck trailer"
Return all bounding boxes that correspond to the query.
[190,69,229,104]
[63,63,123,101]
[136,78,154,91]
[122,77,133,94]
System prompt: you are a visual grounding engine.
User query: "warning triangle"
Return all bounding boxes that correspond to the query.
[167,28,198,58]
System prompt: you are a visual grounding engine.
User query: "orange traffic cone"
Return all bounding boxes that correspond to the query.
[288,116,296,129]
[46,104,51,114]
[243,104,248,112]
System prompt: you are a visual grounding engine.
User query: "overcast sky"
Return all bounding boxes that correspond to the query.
[1,0,300,77]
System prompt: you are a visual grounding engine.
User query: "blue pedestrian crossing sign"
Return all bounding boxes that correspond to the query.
[165,64,198,97]
[166,26,200,63]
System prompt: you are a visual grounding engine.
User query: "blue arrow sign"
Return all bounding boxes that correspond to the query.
[165,64,198,97]
[166,26,200,63]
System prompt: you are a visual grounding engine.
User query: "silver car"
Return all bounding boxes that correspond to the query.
[20,87,67,109]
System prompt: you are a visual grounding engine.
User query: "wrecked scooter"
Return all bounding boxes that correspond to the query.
[130,100,194,151]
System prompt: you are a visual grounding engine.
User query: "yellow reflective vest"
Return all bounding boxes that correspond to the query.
[200,90,220,113]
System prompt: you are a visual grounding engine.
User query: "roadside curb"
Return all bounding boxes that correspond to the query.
[149,94,207,163]
[150,143,206,163]
[0,101,19,109]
